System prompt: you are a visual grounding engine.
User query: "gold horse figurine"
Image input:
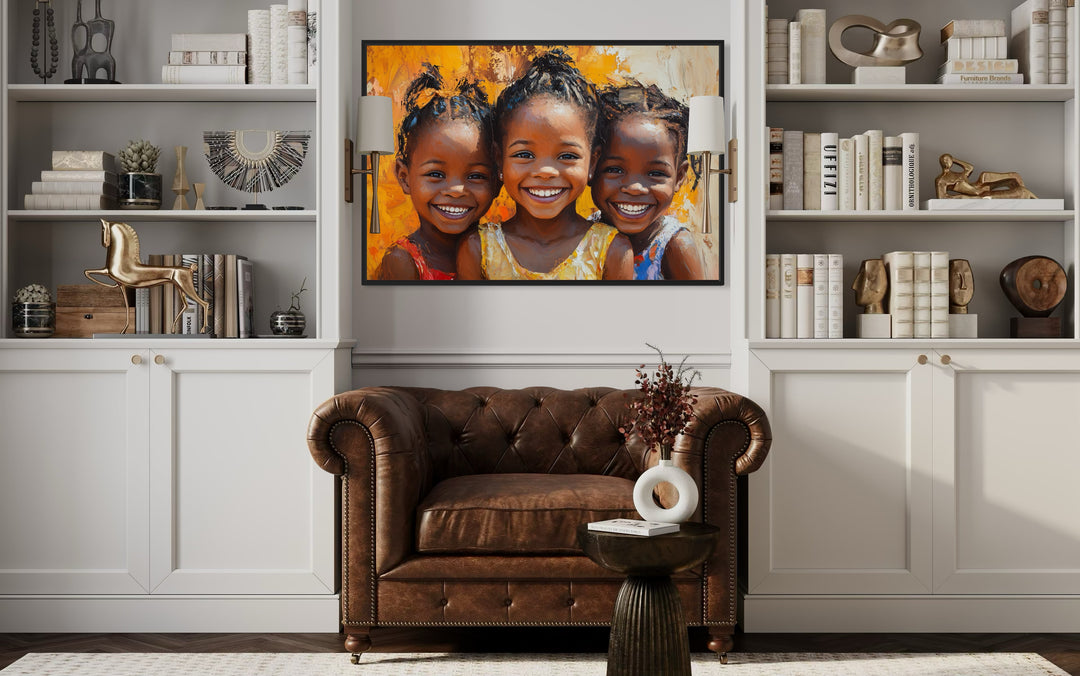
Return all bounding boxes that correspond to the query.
[83,218,210,334]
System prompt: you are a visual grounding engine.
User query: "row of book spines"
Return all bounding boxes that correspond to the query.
[770,129,919,212]
[765,253,843,339]
[135,253,253,338]
[765,8,826,85]
[1012,0,1075,84]
[883,251,951,339]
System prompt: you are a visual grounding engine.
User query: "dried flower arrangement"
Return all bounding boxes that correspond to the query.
[13,283,52,304]
[620,343,701,461]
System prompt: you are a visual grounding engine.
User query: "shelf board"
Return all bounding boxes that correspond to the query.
[6,209,316,222]
[766,84,1075,102]
[767,209,1074,222]
[8,84,316,103]
[750,338,1080,349]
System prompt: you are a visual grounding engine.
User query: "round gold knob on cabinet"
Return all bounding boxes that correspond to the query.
[940,354,952,365]
[917,354,928,365]
[154,354,165,365]
[131,354,142,365]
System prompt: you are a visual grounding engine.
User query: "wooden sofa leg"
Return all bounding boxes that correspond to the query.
[707,627,734,664]
[345,632,372,664]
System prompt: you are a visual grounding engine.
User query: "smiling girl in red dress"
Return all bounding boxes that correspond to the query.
[376,64,499,281]
[456,50,633,280]
[591,82,705,280]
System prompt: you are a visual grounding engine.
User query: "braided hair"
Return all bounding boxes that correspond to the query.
[494,48,600,146]
[596,80,690,159]
[397,63,494,164]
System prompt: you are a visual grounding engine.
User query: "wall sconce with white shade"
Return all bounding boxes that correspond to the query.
[344,95,394,234]
[687,95,738,234]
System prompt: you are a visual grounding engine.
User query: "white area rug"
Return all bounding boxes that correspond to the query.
[1,651,1069,675]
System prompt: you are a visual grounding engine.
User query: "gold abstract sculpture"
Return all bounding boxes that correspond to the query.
[83,219,210,333]
[949,259,975,313]
[852,259,888,313]
[828,15,924,68]
[935,154,1037,199]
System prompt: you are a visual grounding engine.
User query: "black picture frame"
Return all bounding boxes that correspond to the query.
[361,40,726,285]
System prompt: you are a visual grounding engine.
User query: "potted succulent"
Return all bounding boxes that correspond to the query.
[12,283,54,338]
[118,138,162,209]
[269,277,307,336]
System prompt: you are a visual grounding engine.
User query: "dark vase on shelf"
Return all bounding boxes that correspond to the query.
[269,309,306,336]
[12,302,55,338]
[119,172,162,209]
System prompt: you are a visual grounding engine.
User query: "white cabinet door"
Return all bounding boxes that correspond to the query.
[147,348,337,595]
[933,349,1080,594]
[747,348,934,594]
[0,348,150,594]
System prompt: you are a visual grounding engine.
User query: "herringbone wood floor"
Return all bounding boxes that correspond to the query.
[1,630,1079,673]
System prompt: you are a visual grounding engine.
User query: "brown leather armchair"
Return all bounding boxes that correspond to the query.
[307,386,770,662]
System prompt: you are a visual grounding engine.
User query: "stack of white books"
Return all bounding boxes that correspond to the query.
[163,33,248,84]
[768,127,919,212]
[248,0,314,85]
[882,251,950,339]
[765,252,843,339]
[938,19,1021,84]
[765,8,827,84]
[24,151,117,210]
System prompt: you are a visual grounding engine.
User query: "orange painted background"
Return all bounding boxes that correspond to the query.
[363,43,722,280]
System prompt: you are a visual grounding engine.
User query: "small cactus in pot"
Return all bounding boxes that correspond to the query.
[118,139,163,210]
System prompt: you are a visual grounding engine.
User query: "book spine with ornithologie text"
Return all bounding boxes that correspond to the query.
[780,253,797,339]
[813,253,828,338]
[820,132,839,210]
[796,254,814,339]
[883,251,915,338]
[765,253,781,339]
[901,132,919,211]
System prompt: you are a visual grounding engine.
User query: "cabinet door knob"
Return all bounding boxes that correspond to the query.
[917,354,928,365]
[940,354,952,365]
[131,354,142,365]
[154,354,166,365]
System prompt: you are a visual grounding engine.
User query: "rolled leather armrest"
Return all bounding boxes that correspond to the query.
[684,387,772,476]
[307,386,433,577]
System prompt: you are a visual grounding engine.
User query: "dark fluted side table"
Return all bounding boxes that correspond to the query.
[577,522,722,675]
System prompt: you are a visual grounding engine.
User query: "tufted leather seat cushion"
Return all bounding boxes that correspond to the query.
[416,473,638,554]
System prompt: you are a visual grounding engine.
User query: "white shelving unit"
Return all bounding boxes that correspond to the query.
[0,0,353,631]
[739,0,1080,632]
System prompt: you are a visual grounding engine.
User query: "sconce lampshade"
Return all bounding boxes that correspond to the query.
[686,95,727,155]
[357,96,395,155]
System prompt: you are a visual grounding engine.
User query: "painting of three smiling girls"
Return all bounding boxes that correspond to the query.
[364,43,723,283]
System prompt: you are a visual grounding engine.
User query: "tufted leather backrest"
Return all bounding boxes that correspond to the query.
[399,386,650,484]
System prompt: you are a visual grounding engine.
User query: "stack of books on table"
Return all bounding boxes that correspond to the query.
[24,151,117,210]
[163,33,248,84]
[768,127,919,212]
[765,253,844,339]
[938,19,1022,84]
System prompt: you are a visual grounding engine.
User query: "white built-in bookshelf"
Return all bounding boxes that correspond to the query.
[744,0,1080,635]
[0,0,350,632]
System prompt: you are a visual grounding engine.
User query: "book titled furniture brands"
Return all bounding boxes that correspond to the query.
[587,519,680,537]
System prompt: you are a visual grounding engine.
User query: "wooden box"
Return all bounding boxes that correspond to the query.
[54,284,135,338]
